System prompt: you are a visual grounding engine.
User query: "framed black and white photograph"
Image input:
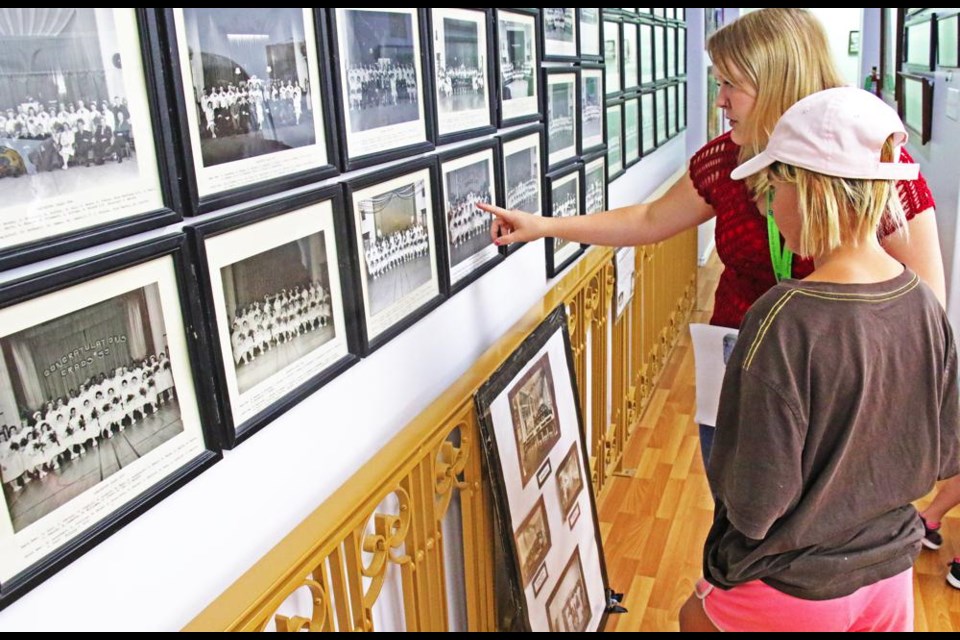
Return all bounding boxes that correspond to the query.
[577,9,602,61]
[329,8,432,171]
[543,68,579,171]
[498,124,544,254]
[545,164,584,278]
[603,18,621,96]
[641,90,656,154]
[495,8,540,127]
[666,25,677,79]
[343,158,443,355]
[623,97,640,167]
[679,82,687,130]
[606,102,624,181]
[678,27,686,76]
[622,21,639,91]
[0,8,181,271]
[666,82,677,137]
[581,152,607,217]
[653,23,666,82]
[541,9,578,61]
[428,8,495,144]
[475,306,609,633]
[579,65,605,154]
[188,186,359,447]
[163,8,338,215]
[0,235,219,606]
[656,86,668,144]
[438,140,502,294]
[639,21,655,86]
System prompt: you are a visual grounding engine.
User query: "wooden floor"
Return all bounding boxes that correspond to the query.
[598,252,960,632]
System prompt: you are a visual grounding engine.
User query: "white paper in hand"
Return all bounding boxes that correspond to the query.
[689,323,739,427]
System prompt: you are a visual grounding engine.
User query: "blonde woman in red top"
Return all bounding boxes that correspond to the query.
[480,8,943,464]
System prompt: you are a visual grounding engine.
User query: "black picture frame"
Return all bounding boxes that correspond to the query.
[581,150,608,219]
[342,157,445,355]
[678,26,687,77]
[327,8,435,172]
[666,82,678,138]
[622,19,640,92]
[639,19,656,87]
[899,72,934,145]
[679,81,688,131]
[903,14,936,71]
[653,22,667,83]
[427,8,498,145]
[187,185,360,448]
[640,89,657,155]
[436,139,504,296]
[160,8,340,217]
[579,63,607,155]
[666,24,677,79]
[542,66,581,171]
[622,95,641,168]
[497,124,546,257]
[474,305,611,633]
[541,8,579,62]
[0,233,221,610]
[655,86,669,145]
[495,8,543,128]
[603,15,623,97]
[577,8,604,62]
[0,8,182,272]
[605,100,625,181]
[937,11,960,68]
[545,163,585,278]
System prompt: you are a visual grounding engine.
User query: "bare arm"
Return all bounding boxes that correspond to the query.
[881,208,946,306]
[480,171,715,247]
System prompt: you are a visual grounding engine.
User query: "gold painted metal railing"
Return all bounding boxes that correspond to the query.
[184,228,698,632]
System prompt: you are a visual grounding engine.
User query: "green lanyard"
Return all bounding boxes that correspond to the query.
[766,189,793,282]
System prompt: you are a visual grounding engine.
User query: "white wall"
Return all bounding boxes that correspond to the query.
[0,49,691,640]
[808,8,863,87]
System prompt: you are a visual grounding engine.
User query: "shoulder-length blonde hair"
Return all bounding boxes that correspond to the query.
[765,137,907,258]
[708,8,845,186]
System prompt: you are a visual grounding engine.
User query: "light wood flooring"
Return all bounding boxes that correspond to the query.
[598,252,960,632]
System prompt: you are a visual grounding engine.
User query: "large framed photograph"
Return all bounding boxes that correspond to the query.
[666,82,678,138]
[542,68,579,171]
[603,18,622,96]
[0,235,219,607]
[0,8,181,271]
[541,9,578,61]
[678,27,687,76]
[641,90,656,154]
[498,124,544,257]
[639,21,655,86]
[343,158,443,355]
[437,140,503,295]
[545,164,584,278]
[428,8,496,144]
[329,8,433,172]
[623,96,640,167]
[579,64,606,154]
[163,8,338,216]
[606,102,625,181]
[577,9,603,61]
[622,21,639,91]
[475,306,609,633]
[653,24,666,82]
[666,25,677,79]
[495,9,541,127]
[188,186,359,447]
[582,152,608,218]
[679,81,687,130]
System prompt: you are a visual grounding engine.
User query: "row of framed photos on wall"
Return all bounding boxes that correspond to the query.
[0,123,614,607]
[606,81,688,181]
[0,7,641,273]
[603,11,687,97]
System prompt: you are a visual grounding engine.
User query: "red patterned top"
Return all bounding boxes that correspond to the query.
[689,132,936,328]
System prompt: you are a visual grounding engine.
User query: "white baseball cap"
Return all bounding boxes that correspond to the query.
[730,87,919,182]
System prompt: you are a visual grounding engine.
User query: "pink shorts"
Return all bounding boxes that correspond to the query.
[696,568,914,632]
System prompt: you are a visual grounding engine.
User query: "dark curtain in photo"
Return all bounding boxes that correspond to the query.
[0,288,153,412]
[224,238,315,309]
[0,8,109,110]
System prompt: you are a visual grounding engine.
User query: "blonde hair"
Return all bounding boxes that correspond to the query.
[765,137,907,258]
[707,9,845,194]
